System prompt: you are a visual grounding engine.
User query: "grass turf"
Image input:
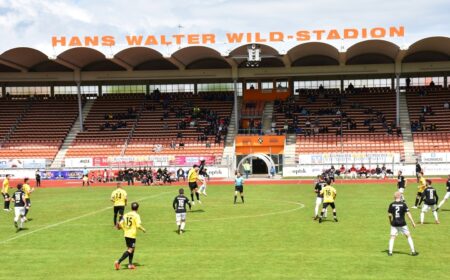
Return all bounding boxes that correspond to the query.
[0,182,449,280]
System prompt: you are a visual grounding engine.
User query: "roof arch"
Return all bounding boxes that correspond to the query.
[171,46,229,68]
[346,40,400,64]
[287,42,339,66]
[0,47,49,69]
[57,47,107,69]
[228,44,284,68]
[403,36,450,63]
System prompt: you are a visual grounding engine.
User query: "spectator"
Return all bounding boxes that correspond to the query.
[396,127,402,137]
[369,125,375,132]
[349,165,357,179]
[243,161,251,179]
[339,165,346,178]
[444,101,449,109]
[406,77,411,88]
[179,142,185,150]
[177,168,185,182]
[429,80,435,87]
[359,165,368,178]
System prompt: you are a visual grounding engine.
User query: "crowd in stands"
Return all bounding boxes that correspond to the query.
[320,164,394,180]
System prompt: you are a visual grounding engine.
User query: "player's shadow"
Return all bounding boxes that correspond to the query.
[441,209,450,212]
[381,250,410,256]
[190,209,205,213]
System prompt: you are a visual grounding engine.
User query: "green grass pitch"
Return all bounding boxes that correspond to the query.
[0,182,449,279]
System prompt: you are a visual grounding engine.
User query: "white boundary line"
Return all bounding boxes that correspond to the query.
[0,191,172,245]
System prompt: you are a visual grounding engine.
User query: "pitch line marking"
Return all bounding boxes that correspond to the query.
[0,191,172,245]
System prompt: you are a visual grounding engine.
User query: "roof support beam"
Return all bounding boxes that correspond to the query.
[53,58,80,71]
[109,57,133,71]
[0,58,28,72]
[166,57,186,70]
[281,55,291,68]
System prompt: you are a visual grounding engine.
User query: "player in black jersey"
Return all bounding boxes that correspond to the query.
[173,188,191,234]
[415,159,422,183]
[397,171,406,201]
[437,174,450,211]
[420,180,439,224]
[313,175,327,220]
[387,191,418,256]
[12,184,27,232]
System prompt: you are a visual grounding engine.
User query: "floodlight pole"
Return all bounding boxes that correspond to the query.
[395,74,400,127]
[233,79,239,133]
[76,81,84,131]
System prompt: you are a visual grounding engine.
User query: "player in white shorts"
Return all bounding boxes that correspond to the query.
[172,188,191,234]
[198,169,208,196]
[436,175,450,211]
[387,192,418,256]
[420,180,439,224]
[12,184,27,231]
[313,175,327,220]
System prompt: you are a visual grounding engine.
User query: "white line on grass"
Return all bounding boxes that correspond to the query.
[0,191,172,245]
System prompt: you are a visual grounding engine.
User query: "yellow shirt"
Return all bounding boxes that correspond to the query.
[320,185,337,203]
[120,211,144,239]
[23,183,32,199]
[188,168,198,183]
[1,179,9,194]
[418,177,427,193]
[111,189,127,206]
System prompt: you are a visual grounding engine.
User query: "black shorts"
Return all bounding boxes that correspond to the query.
[417,192,423,196]
[235,185,244,193]
[125,237,136,248]
[114,206,125,216]
[189,182,198,190]
[25,198,31,207]
[323,202,336,209]
[2,193,9,200]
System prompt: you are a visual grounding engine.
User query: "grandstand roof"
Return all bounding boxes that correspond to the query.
[0,37,448,81]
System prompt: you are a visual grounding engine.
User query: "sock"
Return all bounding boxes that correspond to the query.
[241,196,244,203]
[389,238,395,253]
[319,210,325,218]
[314,204,319,216]
[333,212,337,218]
[25,208,29,216]
[433,210,439,221]
[234,196,237,203]
[407,236,415,253]
[191,193,194,201]
[438,200,445,208]
[180,222,186,230]
[118,251,129,264]
[414,198,419,207]
[129,252,134,265]
[324,209,328,218]
[418,197,424,206]
[195,192,200,200]
[420,212,424,223]
[113,213,117,225]
[4,200,10,209]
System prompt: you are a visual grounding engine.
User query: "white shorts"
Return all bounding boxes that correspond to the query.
[390,225,410,236]
[14,207,25,219]
[444,192,450,200]
[315,197,323,205]
[422,204,437,212]
[176,213,186,222]
[398,188,405,194]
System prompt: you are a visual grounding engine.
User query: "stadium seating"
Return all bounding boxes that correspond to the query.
[0,96,80,159]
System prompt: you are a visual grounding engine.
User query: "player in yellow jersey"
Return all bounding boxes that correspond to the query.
[319,179,338,223]
[111,183,127,227]
[22,178,34,220]
[114,202,146,270]
[2,174,11,212]
[413,171,426,209]
[187,164,201,205]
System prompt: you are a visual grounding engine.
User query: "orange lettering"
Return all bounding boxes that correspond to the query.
[202,34,216,44]
[296,31,310,41]
[255,32,266,42]
[390,26,404,37]
[226,33,244,43]
[102,36,115,47]
[246,33,252,43]
[269,32,284,42]
[343,29,358,39]
[173,34,184,44]
[144,35,158,45]
[361,28,368,38]
[52,36,66,47]
[312,30,326,40]
[85,36,99,47]
[69,36,82,47]
[187,34,200,44]
[126,35,143,45]
[326,29,341,40]
[160,35,172,45]
[370,27,386,38]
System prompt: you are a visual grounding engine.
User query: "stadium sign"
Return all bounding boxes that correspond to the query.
[299,153,401,164]
[51,26,404,47]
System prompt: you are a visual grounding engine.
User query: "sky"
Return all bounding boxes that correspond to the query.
[0,0,448,57]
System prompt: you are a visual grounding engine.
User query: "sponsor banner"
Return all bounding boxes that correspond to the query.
[206,166,229,178]
[283,165,325,177]
[175,156,216,166]
[420,153,449,163]
[23,159,47,169]
[299,153,400,164]
[0,169,36,179]
[65,158,93,168]
[0,159,24,168]
[93,156,108,167]
[39,170,84,180]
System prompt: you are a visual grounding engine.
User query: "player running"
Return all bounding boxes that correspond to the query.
[397,171,406,201]
[12,183,27,232]
[387,191,418,256]
[318,179,337,223]
[420,180,439,224]
[234,172,245,204]
[188,165,201,205]
[313,175,327,220]
[437,174,450,211]
[198,169,208,196]
[114,202,146,270]
[22,178,34,220]
[412,172,426,209]
[111,183,127,227]
[173,188,192,234]
[2,174,11,211]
